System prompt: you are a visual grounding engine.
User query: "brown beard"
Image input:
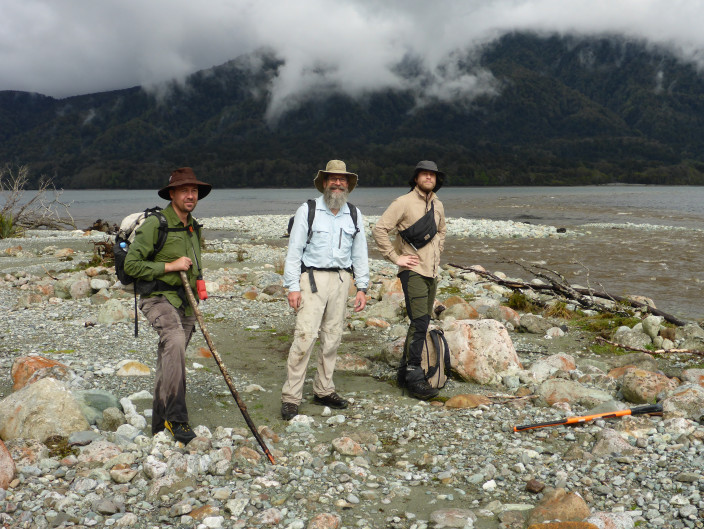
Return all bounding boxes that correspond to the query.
[323,187,348,211]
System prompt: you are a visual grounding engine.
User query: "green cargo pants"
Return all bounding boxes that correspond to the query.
[399,270,437,381]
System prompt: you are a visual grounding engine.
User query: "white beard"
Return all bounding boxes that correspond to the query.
[323,188,348,211]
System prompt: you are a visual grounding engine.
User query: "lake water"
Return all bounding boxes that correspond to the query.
[33,186,704,321]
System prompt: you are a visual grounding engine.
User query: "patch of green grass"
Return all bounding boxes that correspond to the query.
[437,285,463,298]
[44,436,79,458]
[42,348,75,354]
[0,212,21,239]
[590,343,628,356]
[573,312,640,336]
[543,301,576,319]
[507,291,541,313]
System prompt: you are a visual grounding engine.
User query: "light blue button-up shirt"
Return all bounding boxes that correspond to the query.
[284,196,369,292]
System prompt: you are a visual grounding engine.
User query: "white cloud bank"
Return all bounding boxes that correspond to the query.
[2,0,703,120]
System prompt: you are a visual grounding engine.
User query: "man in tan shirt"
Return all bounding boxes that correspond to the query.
[372,161,447,399]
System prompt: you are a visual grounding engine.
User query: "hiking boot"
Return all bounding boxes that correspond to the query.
[281,402,299,421]
[164,420,196,444]
[313,392,348,409]
[406,379,439,401]
[396,365,406,388]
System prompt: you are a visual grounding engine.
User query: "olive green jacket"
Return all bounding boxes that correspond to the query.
[123,203,202,315]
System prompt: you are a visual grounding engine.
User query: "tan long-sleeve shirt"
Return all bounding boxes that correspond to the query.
[372,186,446,278]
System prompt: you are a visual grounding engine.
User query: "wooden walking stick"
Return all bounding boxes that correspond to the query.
[179,271,275,465]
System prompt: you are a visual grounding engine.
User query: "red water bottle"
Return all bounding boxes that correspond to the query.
[196,276,208,300]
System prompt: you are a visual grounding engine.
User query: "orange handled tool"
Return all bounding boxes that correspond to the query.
[513,403,662,432]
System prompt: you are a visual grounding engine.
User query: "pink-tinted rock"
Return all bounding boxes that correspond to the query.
[444,394,491,409]
[11,355,69,391]
[307,513,341,529]
[526,488,591,525]
[620,369,679,404]
[0,439,16,490]
[444,319,522,384]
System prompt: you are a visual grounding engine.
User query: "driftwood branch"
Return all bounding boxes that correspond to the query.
[595,336,704,356]
[448,261,687,327]
[0,165,75,231]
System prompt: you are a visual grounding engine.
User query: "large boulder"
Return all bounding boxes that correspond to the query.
[485,305,521,328]
[613,326,652,349]
[97,298,132,324]
[526,487,590,526]
[0,439,15,489]
[662,384,704,422]
[0,377,90,441]
[641,315,664,340]
[619,369,679,405]
[443,319,522,385]
[365,299,402,323]
[537,379,613,407]
[681,369,704,388]
[438,302,479,321]
[519,314,556,335]
[525,353,576,383]
[591,428,642,457]
[11,355,70,391]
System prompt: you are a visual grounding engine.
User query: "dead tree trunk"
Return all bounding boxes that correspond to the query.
[595,336,704,356]
[448,261,687,327]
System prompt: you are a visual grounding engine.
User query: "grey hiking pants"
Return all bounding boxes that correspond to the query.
[139,295,196,434]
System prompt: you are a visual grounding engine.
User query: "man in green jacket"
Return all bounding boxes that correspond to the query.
[124,167,211,444]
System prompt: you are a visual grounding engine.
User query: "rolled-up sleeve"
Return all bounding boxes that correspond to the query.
[437,201,447,254]
[372,198,404,266]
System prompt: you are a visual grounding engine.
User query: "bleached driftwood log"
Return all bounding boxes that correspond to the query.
[448,261,687,327]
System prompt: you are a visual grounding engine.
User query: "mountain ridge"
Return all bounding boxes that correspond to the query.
[3,32,704,189]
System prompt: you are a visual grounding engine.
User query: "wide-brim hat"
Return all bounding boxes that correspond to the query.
[158,167,212,200]
[314,160,358,193]
[409,160,445,192]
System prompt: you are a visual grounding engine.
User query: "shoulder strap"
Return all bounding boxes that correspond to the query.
[147,211,169,261]
[304,199,358,244]
[305,199,316,244]
[347,202,359,239]
[434,329,451,377]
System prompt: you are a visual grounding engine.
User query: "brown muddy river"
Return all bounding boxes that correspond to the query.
[41,185,704,320]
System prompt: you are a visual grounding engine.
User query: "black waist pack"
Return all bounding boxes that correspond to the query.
[399,201,437,251]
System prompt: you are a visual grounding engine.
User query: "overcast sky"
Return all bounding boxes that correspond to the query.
[3,0,704,120]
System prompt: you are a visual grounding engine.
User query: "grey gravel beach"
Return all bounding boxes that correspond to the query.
[1,215,703,529]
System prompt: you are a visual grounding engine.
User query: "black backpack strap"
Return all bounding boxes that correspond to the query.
[147,211,169,261]
[439,329,451,377]
[424,329,442,379]
[347,202,359,239]
[305,199,316,245]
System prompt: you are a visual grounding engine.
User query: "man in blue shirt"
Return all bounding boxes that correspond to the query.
[281,160,370,420]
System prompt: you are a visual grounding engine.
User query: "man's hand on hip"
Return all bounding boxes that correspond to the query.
[396,254,419,268]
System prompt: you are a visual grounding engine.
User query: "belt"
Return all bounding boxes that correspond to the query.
[301,265,352,293]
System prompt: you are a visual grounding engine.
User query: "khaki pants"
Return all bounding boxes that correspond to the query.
[139,295,196,434]
[281,270,351,405]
